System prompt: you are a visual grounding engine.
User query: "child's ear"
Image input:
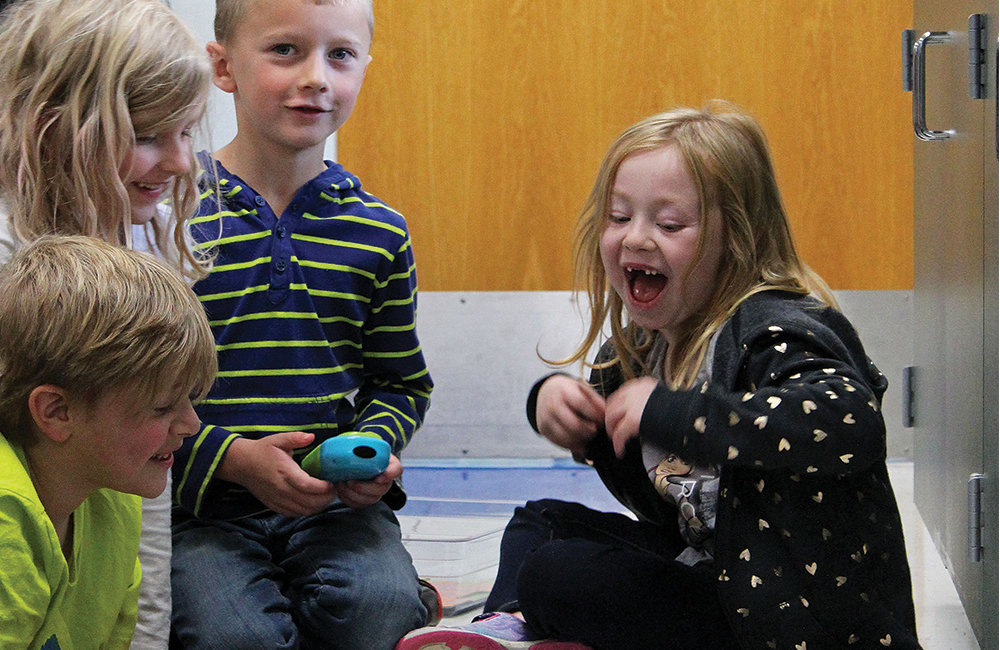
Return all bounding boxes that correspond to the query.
[28,385,73,443]
[206,41,237,94]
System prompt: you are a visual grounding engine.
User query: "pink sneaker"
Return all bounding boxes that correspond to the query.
[395,612,592,650]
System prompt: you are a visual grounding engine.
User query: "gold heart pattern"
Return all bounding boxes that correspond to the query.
[670,317,909,649]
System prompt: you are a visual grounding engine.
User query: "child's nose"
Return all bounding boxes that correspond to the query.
[622,219,654,250]
[299,51,329,92]
[175,399,200,438]
[160,136,192,176]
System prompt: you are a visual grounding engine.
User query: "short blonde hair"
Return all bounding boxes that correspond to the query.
[0,0,212,281]
[566,102,835,388]
[0,236,218,445]
[214,0,375,43]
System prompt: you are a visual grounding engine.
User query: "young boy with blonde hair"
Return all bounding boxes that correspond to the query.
[0,235,217,650]
[170,1,434,648]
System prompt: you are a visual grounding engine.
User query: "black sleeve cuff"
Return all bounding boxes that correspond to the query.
[525,372,568,433]
[381,478,407,510]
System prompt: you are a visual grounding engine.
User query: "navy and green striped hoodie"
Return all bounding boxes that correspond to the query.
[172,156,432,520]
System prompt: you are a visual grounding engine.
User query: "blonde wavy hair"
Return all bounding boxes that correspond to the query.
[0,0,212,281]
[0,235,218,446]
[562,102,836,389]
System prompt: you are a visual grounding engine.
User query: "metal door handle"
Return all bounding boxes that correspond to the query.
[912,31,954,141]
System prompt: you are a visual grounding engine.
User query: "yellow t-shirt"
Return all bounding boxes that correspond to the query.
[0,434,142,650]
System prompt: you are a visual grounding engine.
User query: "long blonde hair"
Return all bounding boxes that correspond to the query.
[0,0,212,280]
[562,102,835,389]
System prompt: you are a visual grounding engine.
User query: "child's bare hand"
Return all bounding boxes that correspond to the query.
[218,432,337,517]
[535,375,606,456]
[605,377,659,458]
[334,454,403,509]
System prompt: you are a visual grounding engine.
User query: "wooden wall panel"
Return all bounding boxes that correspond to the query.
[339,1,914,291]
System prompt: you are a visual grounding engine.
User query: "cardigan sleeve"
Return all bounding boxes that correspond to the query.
[639,297,889,477]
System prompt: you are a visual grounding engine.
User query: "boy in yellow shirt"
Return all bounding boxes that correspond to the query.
[0,236,217,650]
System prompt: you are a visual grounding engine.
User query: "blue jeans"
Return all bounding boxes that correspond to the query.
[171,501,426,650]
[484,499,740,650]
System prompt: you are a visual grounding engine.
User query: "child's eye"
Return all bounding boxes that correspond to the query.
[273,43,294,56]
[658,222,684,233]
[154,395,185,415]
[608,212,630,224]
[135,134,157,145]
[329,48,353,61]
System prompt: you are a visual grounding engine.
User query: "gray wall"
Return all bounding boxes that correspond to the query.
[408,290,914,460]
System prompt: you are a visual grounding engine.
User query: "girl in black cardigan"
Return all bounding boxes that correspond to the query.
[396,103,920,650]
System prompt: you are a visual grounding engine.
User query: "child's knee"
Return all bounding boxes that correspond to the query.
[300,577,425,650]
[172,613,296,650]
[517,539,586,603]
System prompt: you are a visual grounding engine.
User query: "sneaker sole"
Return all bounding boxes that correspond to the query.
[396,628,588,650]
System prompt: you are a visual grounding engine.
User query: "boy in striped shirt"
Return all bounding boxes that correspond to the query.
[170,1,434,649]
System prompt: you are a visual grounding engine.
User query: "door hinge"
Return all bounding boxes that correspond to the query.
[902,366,915,428]
[969,14,988,99]
[902,29,915,91]
[968,473,984,562]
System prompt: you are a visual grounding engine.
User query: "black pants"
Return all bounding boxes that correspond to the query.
[484,499,741,650]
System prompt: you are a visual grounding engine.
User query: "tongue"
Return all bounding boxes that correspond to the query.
[631,273,667,303]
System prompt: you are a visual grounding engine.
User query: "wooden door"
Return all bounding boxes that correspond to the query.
[338,1,913,292]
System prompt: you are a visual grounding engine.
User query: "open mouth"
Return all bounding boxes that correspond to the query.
[626,267,667,304]
[152,451,173,463]
[290,106,327,115]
